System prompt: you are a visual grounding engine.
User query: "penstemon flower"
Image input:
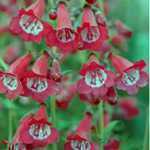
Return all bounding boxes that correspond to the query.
[45,2,79,54]
[78,6,108,51]
[9,0,46,43]
[0,54,32,99]
[21,52,58,103]
[64,112,99,150]
[77,55,115,98]
[15,105,59,149]
[109,53,148,95]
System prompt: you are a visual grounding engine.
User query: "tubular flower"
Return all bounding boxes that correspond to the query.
[115,20,132,38]
[64,112,99,150]
[9,0,46,43]
[21,52,58,103]
[109,53,148,95]
[78,6,108,51]
[104,139,120,150]
[79,87,117,105]
[45,2,79,54]
[118,98,139,120]
[15,105,59,148]
[0,54,32,99]
[77,55,115,98]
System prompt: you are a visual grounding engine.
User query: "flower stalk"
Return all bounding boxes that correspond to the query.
[50,96,57,150]
[99,101,104,150]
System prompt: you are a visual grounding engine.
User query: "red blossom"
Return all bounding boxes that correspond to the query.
[45,2,79,54]
[21,53,58,103]
[0,54,32,99]
[14,105,59,148]
[77,55,115,98]
[64,112,99,150]
[104,139,120,150]
[9,0,46,43]
[115,20,132,38]
[118,98,139,120]
[3,46,20,65]
[109,53,148,95]
[78,6,108,51]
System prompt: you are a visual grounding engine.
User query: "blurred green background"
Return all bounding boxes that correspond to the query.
[0,0,149,149]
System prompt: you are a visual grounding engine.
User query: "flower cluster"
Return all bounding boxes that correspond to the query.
[0,0,148,149]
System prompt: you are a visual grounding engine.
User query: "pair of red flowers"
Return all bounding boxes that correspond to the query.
[9,0,108,54]
[76,54,148,106]
[0,53,58,103]
[9,105,120,150]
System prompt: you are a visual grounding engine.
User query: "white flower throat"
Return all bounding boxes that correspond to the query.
[81,26,100,43]
[56,28,75,43]
[122,69,140,86]
[29,124,51,140]
[85,69,107,88]
[19,15,43,36]
[71,140,91,150]
[2,75,18,91]
[27,77,48,93]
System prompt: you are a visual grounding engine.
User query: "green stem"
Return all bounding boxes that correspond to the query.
[0,58,8,70]
[143,111,149,150]
[50,96,57,150]
[99,101,104,150]
[8,103,13,142]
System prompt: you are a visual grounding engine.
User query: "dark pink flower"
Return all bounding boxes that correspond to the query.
[111,34,125,47]
[21,53,58,103]
[115,20,132,38]
[56,81,77,110]
[77,55,115,98]
[45,2,79,54]
[104,139,120,150]
[0,54,32,99]
[78,6,108,51]
[109,53,148,95]
[118,98,139,120]
[15,105,59,148]
[64,112,99,150]
[9,0,46,43]
[3,46,20,65]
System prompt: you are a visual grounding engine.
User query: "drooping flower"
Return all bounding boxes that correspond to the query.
[45,2,79,54]
[78,6,108,51]
[118,98,139,120]
[0,54,32,99]
[115,20,132,38]
[104,139,120,150]
[15,105,59,148]
[109,53,148,95]
[64,112,99,150]
[77,55,115,98]
[79,87,117,105]
[9,0,46,43]
[3,46,20,64]
[21,52,58,103]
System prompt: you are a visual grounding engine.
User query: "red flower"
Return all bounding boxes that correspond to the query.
[56,80,77,110]
[0,54,32,99]
[3,46,20,65]
[64,112,99,150]
[9,0,46,43]
[109,53,148,95]
[45,2,79,54]
[78,6,108,51]
[115,20,132,38]
[118,98,139,120]
[21,52,58,103]
[77,55,115,98]
[15,105,59,148]
[104,139,120,150]
[79,87,117,105]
